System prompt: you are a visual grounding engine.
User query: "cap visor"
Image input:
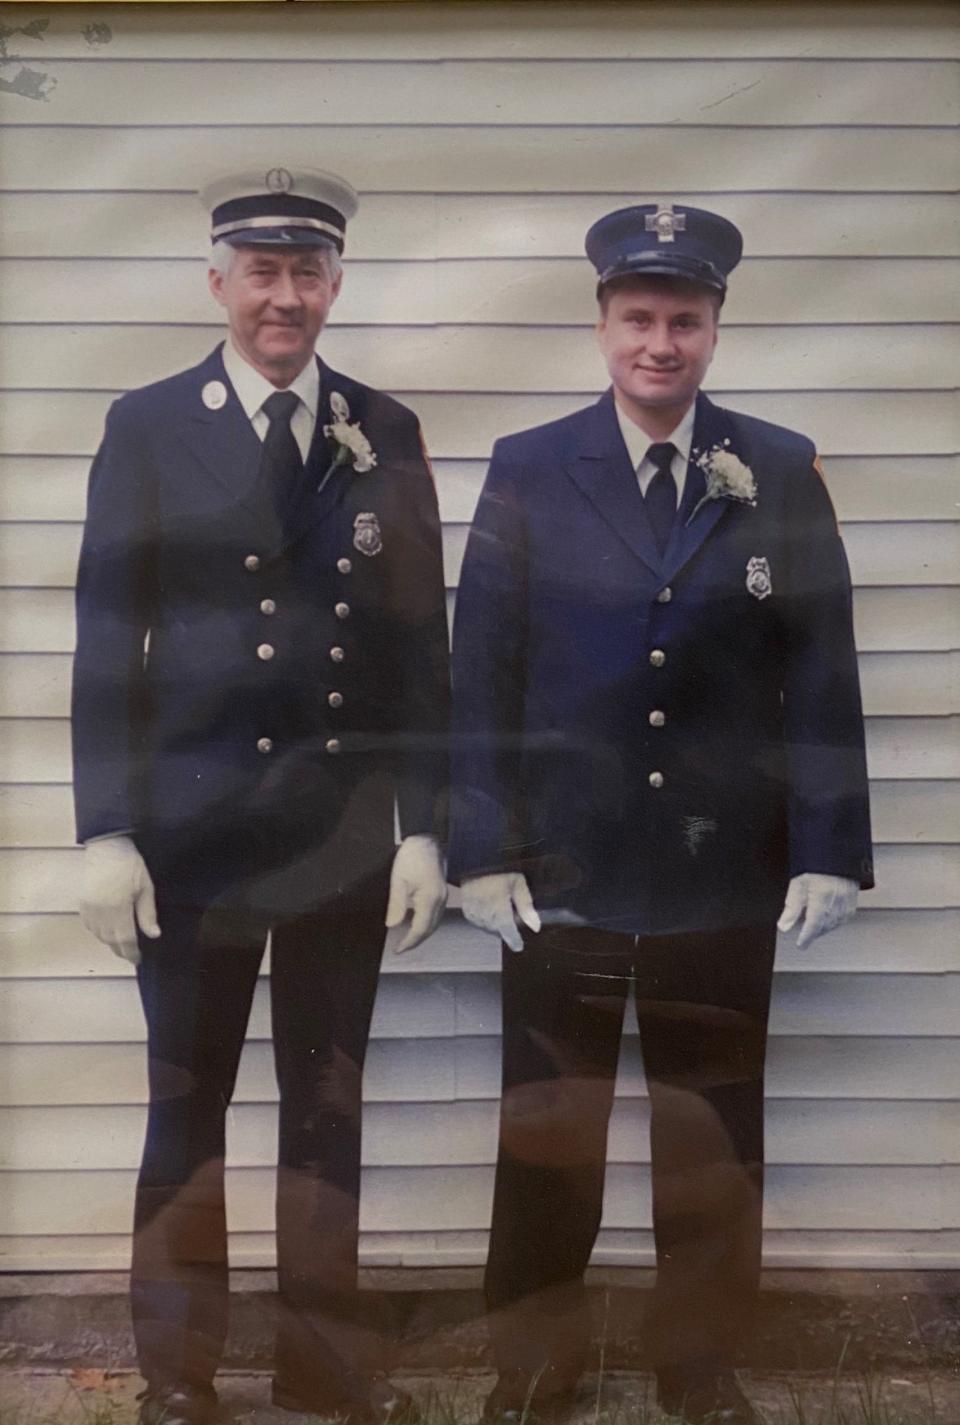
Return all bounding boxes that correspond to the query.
[601,257,725,291]
[220,226,342,251]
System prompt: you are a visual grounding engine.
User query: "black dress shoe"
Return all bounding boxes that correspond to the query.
[481,1377,578,1425]
[136,1383,217,1425]
[272,1374,420,1424]
[657,1371,758,1424]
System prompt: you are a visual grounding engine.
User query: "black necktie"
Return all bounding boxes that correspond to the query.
[260,389,304,518]
[644,441,678,555]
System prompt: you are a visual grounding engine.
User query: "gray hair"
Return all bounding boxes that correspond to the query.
[208,238,342,281]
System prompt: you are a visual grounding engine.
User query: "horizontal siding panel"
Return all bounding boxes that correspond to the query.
[5,520,957,591]
[4,1034,957,1109]
[2,1227,956,1273]
[0,716,954,787]
[1,1098,952,1172]
[3,61,954,128]
[6,777,957,849]
[10,5,958,62]
[0,714,954,788]
[5,322,951,393]
[859,652,959,718]
[0,1038,457,1109]
[8,324,957,395]
[6,457,958,526]
[2,970,956,1047]
[1,907,954,980]
[441,523,959,590]
[1,390,954,460]
[1,1163,954,1236]
[2,259,957,327]
[435,457,959,525]
[1,589,957,661]
[0,651,955,720]
[454,972,960,1039]
[0,973,462,1045]
[5,192,958,261]
[866,718,960,780]
[2,128,954,196]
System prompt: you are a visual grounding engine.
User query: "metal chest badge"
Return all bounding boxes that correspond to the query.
[745,556,772,601]
[353,512,383,557]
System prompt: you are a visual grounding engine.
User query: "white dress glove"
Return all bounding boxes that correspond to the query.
[385,834,448,953]
[777,872,859,950]
[80,835,161,966]
[461,871,541,953]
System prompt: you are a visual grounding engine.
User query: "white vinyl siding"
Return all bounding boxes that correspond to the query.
[0,1,956,1272]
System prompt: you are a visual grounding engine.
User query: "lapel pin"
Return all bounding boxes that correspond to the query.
[202,380,228,411]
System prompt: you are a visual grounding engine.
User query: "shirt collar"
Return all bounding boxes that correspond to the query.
[222,338,320,423]
[614,395,697,470]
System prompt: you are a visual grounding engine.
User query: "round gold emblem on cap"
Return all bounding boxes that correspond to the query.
[265,167,293,194]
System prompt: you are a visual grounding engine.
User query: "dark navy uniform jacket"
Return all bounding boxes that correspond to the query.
[448,389,873,935]
[72,345,449,913]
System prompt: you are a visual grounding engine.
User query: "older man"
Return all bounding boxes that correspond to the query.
[449,204,873,1425]
[72,168,449,1425]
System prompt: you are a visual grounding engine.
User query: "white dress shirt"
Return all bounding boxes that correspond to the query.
[222,339,320,462]
[614,397,696,496]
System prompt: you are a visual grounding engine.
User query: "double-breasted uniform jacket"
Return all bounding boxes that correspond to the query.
[72,345,449,914]
[449,389,873,935]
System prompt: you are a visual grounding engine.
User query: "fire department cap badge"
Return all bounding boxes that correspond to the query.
[745,556,772,601]
[353,511,382,557]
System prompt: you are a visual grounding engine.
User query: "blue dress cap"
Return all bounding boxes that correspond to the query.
[585,203,743,293]
[198,167,359,253]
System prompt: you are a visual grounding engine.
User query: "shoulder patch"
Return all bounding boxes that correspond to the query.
[812,454,827,482]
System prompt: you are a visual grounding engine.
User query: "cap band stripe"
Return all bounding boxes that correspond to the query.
[211,214,344,241]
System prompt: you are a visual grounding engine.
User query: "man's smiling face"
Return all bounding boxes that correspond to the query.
[596,277,719,427]
[208,244,342,386]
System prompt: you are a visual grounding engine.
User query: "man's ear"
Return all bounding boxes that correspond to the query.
[330,269,344,305]
[208,268,227,308]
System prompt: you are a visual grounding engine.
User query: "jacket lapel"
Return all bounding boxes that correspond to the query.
[283,362,377,549]
[661,391,739,582]
[174,346,267,520]
[562,389,662,577]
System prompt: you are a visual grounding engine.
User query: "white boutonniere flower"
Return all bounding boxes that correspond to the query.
[318,391,378,492]
[687,439,757,524]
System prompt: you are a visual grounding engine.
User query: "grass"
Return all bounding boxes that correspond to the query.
[0,1369,953,1425]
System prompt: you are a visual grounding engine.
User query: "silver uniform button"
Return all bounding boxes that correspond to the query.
[656,587,672,604]
[325,738,342,755]
[244,554,261,572]
[649,710,666,727]
[256,737,273,755]
[334,602,350,620]
[337,558,353,575]
[257,643,275,661]
[260,598,277,616]
[649,649,666,667]
[649,771,665,789]
[328,691,344,708]
[330,646,345,663]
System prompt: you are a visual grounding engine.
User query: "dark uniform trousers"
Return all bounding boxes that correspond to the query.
[484,919,777,1395]
[132,867,393,1398]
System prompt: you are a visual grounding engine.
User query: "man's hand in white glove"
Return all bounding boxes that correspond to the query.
[777,872,859,950]
[80,835,161,966]
[385,834,448,953]
[461,872,541,953]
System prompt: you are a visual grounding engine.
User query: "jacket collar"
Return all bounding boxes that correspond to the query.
[173,347,364,544]
[563,388,741,581]
[562,387,662,577]
[660,390,740,582]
